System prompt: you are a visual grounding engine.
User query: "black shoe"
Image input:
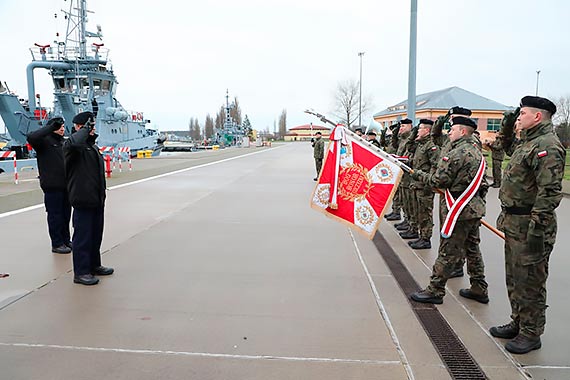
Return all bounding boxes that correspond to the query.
[399,230,419,239]
[73,274,100,286]
[52,245,71,254]
[409,238,431,249]
[395,221,410,231]
[385,212,401,221]
[410,290,443,304]
[505,334,541,354]
[459,288,489,304]
[313,177,318,181]
[490,183,501,188]
[490,322,519,339]
[449,267,464,278]
[65,241,73,249]
[92,266,114,276]
[407,238,422,246]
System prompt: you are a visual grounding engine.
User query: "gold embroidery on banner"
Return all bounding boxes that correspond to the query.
[338,163,372,202]
[355,205,374,225]
[316,185,330,206]
[373,162,394,183]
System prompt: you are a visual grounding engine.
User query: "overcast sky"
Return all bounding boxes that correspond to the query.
[1,0,569,133]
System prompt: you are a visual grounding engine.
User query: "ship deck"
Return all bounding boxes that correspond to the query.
[0,144,569,379]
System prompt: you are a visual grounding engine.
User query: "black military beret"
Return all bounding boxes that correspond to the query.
[354,128,363,133]
[451,116,477,129]
[419,118,434,126]
[315,131,322,136]
[366,131,377,136]
[520,96,556,115]
[449,106,472,116]
[400,118,413,125]
[72,111,95,125]
[46,117,64,129]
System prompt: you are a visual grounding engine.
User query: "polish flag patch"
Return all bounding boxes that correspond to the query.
[537,150,548,158]
[431,146,438,151]
[442,156,449,161]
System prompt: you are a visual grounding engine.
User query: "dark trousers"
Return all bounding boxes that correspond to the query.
[72,207,104,276]
[44,191,72,248]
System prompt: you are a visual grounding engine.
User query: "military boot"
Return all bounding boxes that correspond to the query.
[407,238,422,246]
[449,267,464,278]
[399,230,419,239]
[489,322,519,339]
[385,212,401,221]
[505,334,541,354]
[410,289,443,304]
[459,288,489,304]
[395,221,410,231]
[409,238,431,249]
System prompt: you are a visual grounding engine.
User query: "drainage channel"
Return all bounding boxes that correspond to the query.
[373,233,488,380]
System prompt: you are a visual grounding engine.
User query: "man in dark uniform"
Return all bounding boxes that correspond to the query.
[366,131,382,148]
[312,131,325,181]
[64,111,114,285]
[490,96,565,354]
[409,116,488,304]
[387,119,413,225]
[27,117,72,254]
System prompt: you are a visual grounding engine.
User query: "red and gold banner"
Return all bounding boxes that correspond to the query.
[310,126,403,239]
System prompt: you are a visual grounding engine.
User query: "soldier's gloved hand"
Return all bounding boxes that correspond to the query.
[527,220,545,254]
[46,117,64,131]
[410,169,425,181]
[432,114,449,136]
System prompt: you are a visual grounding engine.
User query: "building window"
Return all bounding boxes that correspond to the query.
[487,118,501,131]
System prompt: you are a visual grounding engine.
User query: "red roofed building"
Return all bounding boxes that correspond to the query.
[284,124,331,142]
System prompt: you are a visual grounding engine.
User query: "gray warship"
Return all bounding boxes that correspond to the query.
[0,0,163,160]
[213,90,247,146]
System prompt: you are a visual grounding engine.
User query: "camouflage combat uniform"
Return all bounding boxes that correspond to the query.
[313,137,325,177]
[410,135,439,240]
[497,121,565,338]
[391,130,411,217]
[488,138,505,186]
[416,135,488,298]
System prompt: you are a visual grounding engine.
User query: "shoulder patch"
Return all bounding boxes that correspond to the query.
[537,150,548,158]
[431,146,438,151]
[442,156,449,161]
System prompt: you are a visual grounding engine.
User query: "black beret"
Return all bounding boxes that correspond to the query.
[366,131,377,136]
[451,116,477,129]
[72,111,95,125]
[419,118,434,126]
[449,106,472,116]
[400,118,413,125]
[520,96,556,115]
[315,131,322,135]
[46,117,64,129]
[354,128,363,133]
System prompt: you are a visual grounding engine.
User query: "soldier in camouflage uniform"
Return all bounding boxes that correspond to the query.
[408,119,439,249]
[431,107,476,278]
[409,116,488,304]
[391,120,415,236]
[312,132,325,181]
[490,96,566,354]
[484,137,505,188]
[384,123,402,220]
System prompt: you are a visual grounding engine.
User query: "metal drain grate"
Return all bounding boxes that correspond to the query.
[373,233,488,380]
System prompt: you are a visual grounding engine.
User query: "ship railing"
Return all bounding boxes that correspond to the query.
[30,46,110,62]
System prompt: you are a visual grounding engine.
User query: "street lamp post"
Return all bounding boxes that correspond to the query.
[535,70,541,96]
[358,52,365,130]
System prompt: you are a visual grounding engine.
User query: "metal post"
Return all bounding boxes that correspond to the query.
[358,52,365,129]
[535,70,541,96]
[407,0,418,121]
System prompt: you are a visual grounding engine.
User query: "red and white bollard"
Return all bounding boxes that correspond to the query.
[104,155,112,178]
[1,151,18,184]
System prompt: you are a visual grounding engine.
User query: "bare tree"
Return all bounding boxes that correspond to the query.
[204,114,214,139]
[278,109,287,139]
[554,95,570,147]
[215,105,225,131]
[553,95,570,127]
[332,79,370,129]
[230,97,242,126]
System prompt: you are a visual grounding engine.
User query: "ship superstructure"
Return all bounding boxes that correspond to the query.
[213,90,247,146]
[0,0,162,157]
